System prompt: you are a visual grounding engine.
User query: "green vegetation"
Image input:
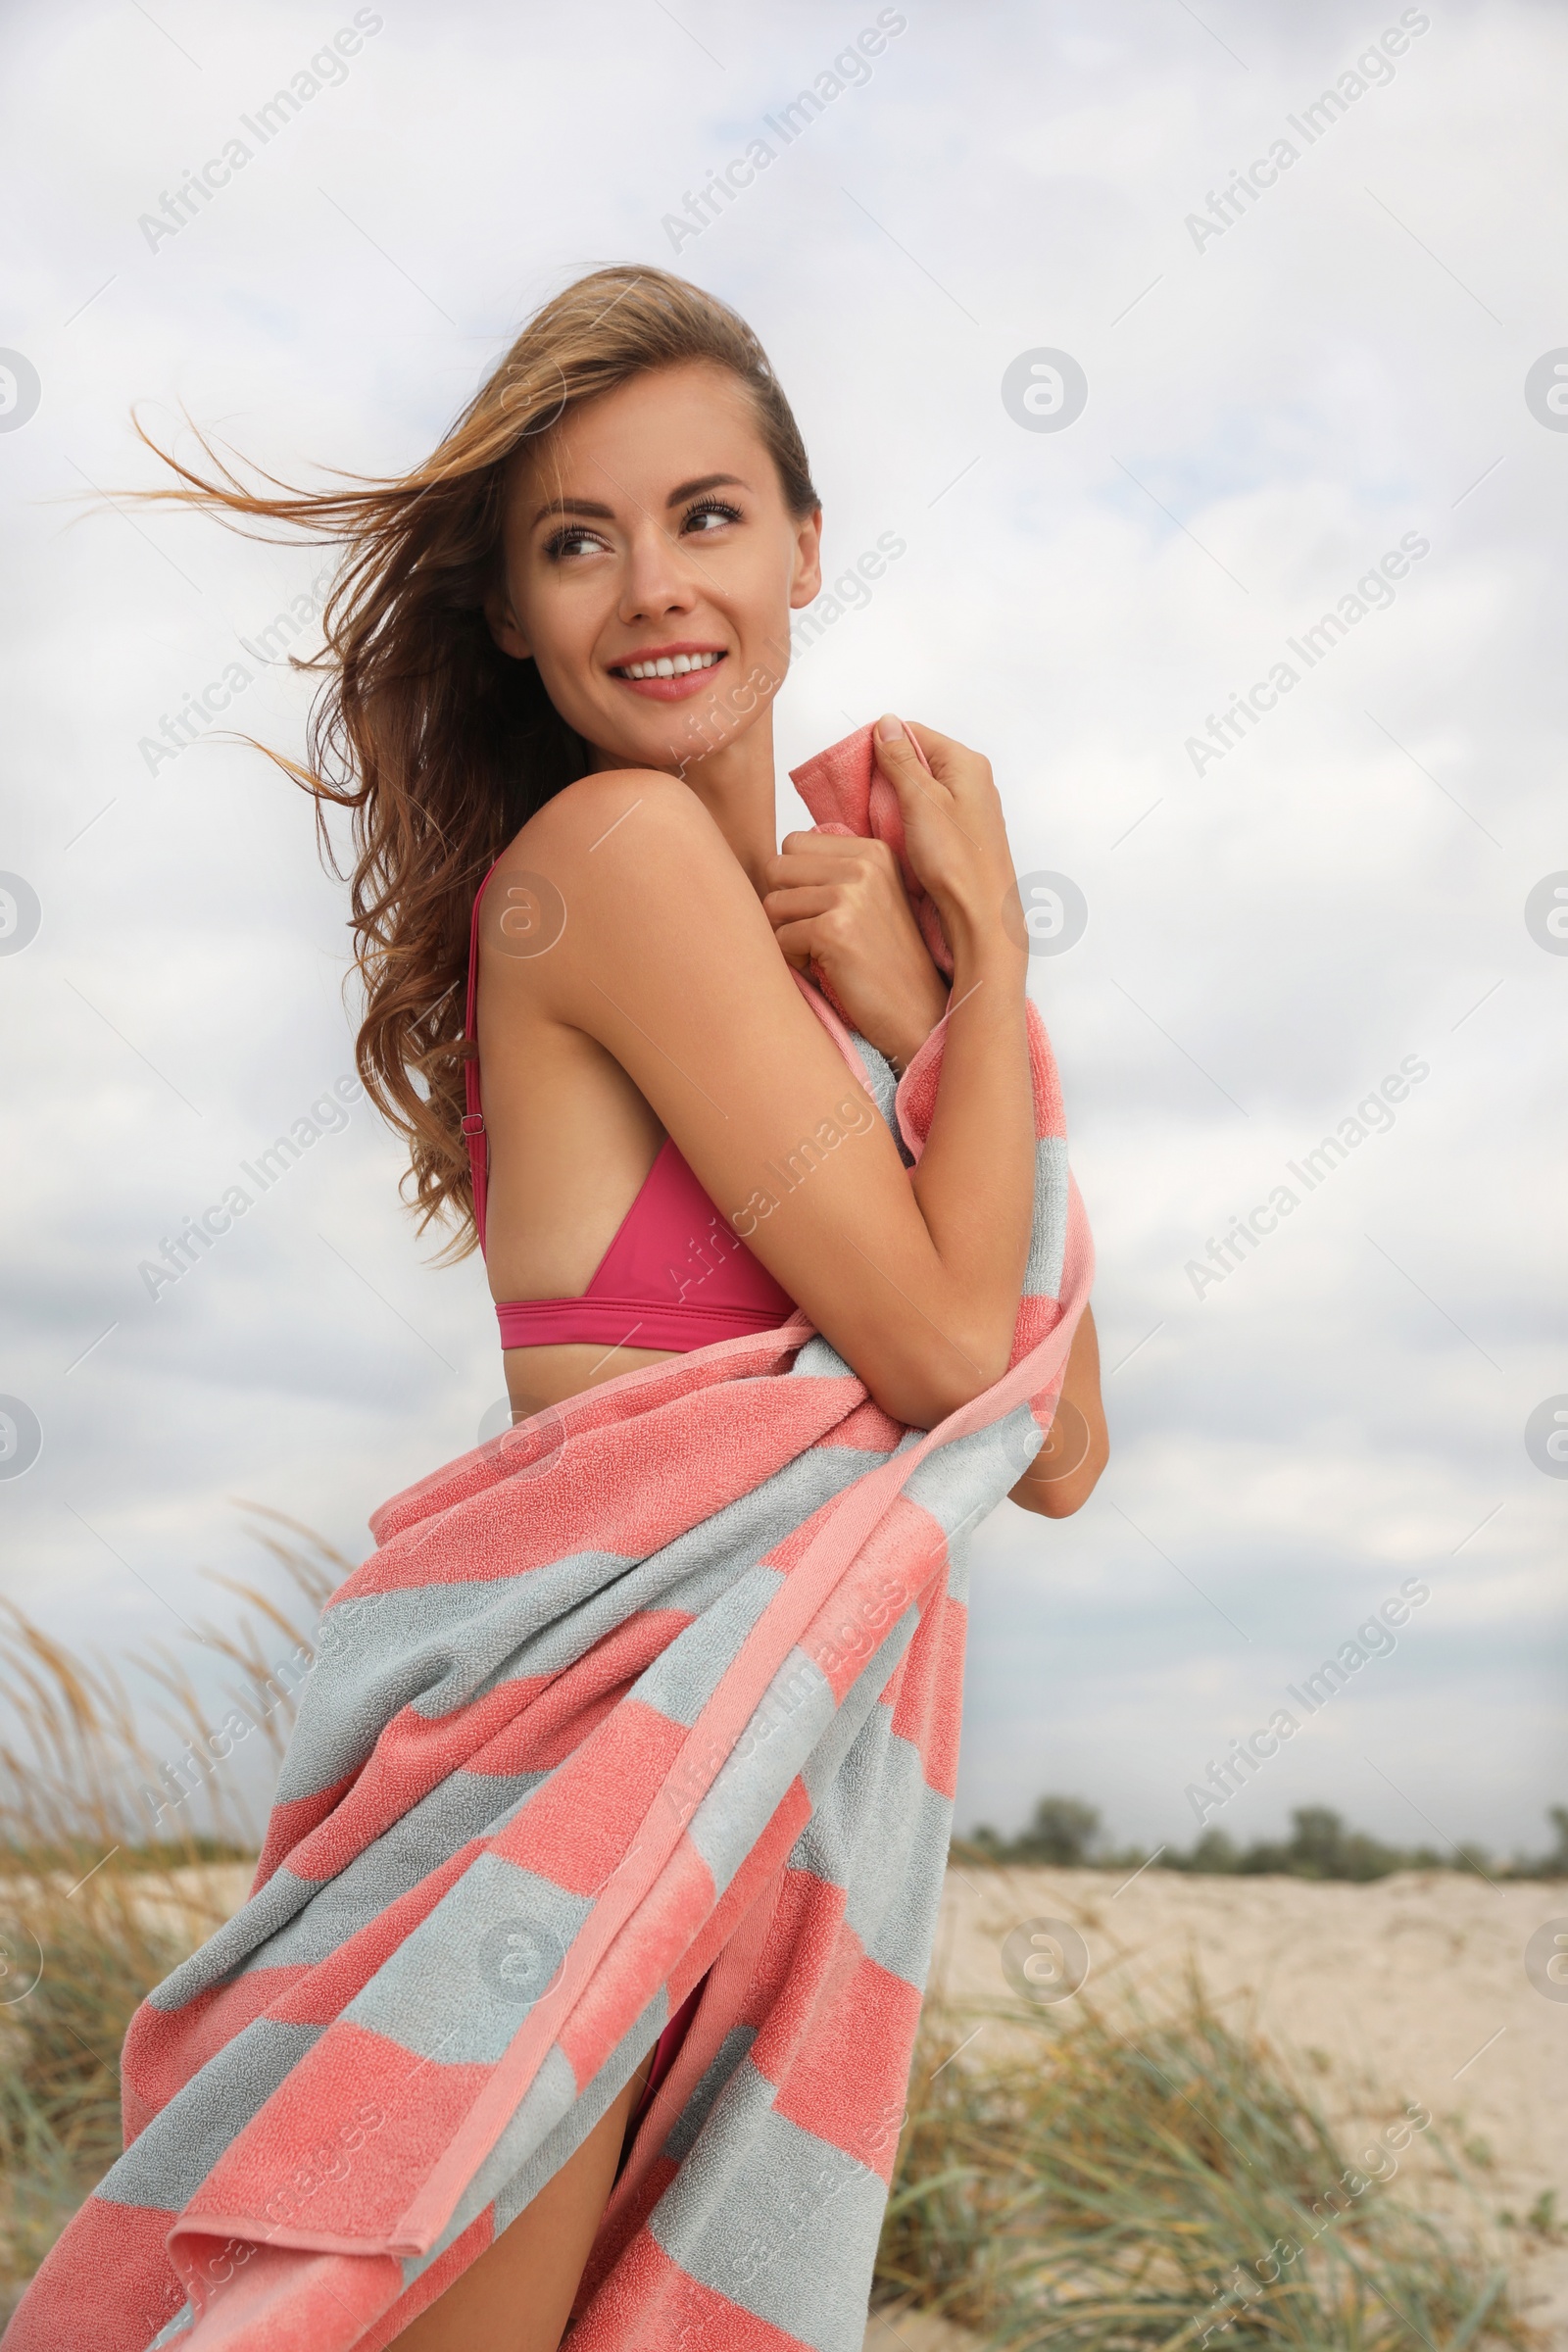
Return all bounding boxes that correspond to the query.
[0,1861,203,2284]
[956,1797,1568,1883]
[0,1509,340,2304]
[875,1983,1527,2349]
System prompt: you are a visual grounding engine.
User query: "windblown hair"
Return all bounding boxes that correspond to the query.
[135,266,818,1253]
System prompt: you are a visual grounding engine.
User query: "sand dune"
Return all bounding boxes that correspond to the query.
[901,1863,1568,2346]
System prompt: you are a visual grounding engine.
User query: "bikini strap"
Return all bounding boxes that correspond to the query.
[462,862,501,1256]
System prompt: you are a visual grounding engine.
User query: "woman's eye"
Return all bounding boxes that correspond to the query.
[682,500,742,534]
[545,527,605,561]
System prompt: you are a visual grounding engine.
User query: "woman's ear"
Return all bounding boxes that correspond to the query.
[484,579,532,662]
[789,505,824,611]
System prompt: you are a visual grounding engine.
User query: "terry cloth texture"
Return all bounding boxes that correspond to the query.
[8,724,1093,2352]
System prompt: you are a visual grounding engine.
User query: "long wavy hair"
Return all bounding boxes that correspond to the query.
[135,266,818,1254]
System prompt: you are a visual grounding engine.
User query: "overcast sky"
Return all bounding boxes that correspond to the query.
[1,0,1563,1864]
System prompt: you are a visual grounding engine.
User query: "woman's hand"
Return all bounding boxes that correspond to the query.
[760,830,950,1072]
[869,715,1022,971]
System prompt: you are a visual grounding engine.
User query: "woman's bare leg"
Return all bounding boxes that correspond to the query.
[388,2060,650,2352]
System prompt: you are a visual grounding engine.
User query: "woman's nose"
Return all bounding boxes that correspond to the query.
[619,521,700,621]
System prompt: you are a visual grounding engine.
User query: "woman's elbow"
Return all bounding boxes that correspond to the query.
[863,1332,1016,1436]
[1011,1418,1109,1517]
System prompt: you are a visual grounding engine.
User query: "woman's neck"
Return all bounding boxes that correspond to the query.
[589,707,778,899]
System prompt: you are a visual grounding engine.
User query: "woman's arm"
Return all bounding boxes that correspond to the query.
[486,724,1034,1431]
[760,762,1108,1514]
[1007,1303,1108,1517]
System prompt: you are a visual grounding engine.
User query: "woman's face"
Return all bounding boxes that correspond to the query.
[487,361,822,774]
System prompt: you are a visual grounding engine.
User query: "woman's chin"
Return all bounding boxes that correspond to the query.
[586,705,730,772]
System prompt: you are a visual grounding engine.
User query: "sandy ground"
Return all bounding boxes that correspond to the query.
[913,1863,1568,2345]
[865,2312,978,2351]
[48,1861,1566,2346]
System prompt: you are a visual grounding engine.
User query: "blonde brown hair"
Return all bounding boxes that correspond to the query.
[137,266,818,1251]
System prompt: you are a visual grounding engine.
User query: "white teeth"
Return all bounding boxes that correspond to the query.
[618,652,722,680]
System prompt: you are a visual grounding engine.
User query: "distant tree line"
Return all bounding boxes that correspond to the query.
[954,1797,1568,1882]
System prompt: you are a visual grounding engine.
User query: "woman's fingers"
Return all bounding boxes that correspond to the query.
[868,714,1016,949]
[762,793,954,1065]
[872,711,944,790]
[761,839,904,939]
[872,716,967,843]
[761,885,840,927]
[887,717,992,808]
[894,717,967,787]
[764,859,865,898]
[767,916,827,968]
[769,834,898,880]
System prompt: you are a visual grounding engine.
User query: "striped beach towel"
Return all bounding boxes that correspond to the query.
[7,726,1094,2351]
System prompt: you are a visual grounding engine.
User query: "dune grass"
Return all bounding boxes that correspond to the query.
[876,1984,1528,2350]
[0,1507,342,2301]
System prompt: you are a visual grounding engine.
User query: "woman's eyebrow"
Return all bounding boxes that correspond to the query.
[528,473,750,527]
[665,472,749,506]
[531,494,616,525]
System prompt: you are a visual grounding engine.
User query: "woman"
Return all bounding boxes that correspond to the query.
[9,267,1104,2352]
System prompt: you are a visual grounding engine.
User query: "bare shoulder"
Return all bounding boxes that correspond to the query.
[507,768,724,877]
[481,770,772,1007]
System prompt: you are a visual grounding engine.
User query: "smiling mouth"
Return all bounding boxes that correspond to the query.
[608,646,728,701]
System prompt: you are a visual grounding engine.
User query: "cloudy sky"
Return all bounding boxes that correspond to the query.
[1,0,1563,1868]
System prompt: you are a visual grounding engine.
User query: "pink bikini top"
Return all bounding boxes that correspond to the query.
[462,864,796,1353]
